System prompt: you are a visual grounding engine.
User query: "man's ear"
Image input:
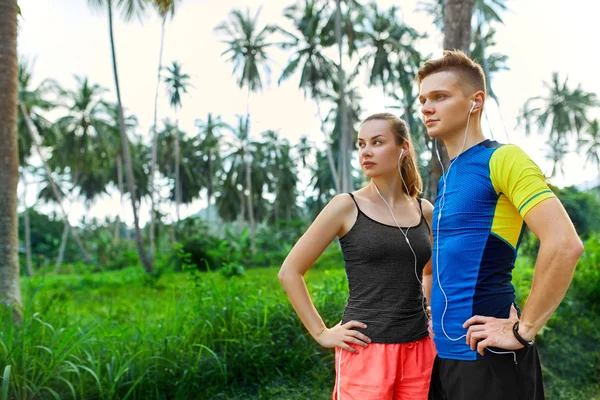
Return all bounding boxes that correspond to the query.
[472,91,485,111]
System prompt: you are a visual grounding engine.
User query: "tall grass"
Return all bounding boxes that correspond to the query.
[0,239,597,399]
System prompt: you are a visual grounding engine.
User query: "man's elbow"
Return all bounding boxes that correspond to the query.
[560,235,585,267]
[569,237,585,261]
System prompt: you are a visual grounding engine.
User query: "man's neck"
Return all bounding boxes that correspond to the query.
[443,127,487,160]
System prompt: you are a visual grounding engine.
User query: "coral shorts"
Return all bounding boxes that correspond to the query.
[333,336,436,400]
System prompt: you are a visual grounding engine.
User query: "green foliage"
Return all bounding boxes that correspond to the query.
[520,185,600,259]
[2,264,345,398]
[552,185,600,238]
[18,210,81,271]
[515,234,600,399]
[3,231,598,399]
[219,264,246,278]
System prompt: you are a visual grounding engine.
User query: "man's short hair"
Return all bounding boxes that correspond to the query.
[417,50,486,95]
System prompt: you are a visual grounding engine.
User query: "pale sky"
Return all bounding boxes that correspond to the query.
[17,0,600,227]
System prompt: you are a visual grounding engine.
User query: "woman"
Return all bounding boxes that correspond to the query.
[278,113,436,399]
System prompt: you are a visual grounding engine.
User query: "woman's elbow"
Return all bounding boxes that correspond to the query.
[278,262,296,283]
[277,267,288,283]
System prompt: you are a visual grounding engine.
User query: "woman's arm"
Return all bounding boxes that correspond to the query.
[278,194,371,353]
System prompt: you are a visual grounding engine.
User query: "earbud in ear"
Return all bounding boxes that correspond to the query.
[470,101,476,112]
[400,149,405,156]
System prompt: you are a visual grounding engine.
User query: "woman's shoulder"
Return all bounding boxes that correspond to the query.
[418,198,434,219]
[323,193,357,216]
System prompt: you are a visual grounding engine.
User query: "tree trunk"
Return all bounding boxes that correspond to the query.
[175,120,181,233]
[107,2,154,273]
[239,185,245,223]
[20,104,92,264]
[0,0,23,322]
[244,90,256,251]
[149,17,166,258]
[316,100,340,193]
[113,153,124,244]
[335,0,350,193]
[206,157,212,222]
[21,173,33,276]
[427,0,475,201]
[245,155,256,252]
[443,0,474,53]
[55,222,69,273]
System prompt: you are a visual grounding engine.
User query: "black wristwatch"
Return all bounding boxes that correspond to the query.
[512,321,534,348]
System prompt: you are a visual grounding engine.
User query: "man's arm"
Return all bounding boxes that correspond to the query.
[516,197,584,340]
[464,198,583,355]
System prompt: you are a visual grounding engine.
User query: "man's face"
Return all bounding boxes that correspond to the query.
[419,71,474,140]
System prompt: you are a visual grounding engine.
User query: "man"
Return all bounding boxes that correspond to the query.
[418,50,584,400]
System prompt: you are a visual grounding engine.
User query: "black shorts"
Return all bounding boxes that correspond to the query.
[428,345,545,400]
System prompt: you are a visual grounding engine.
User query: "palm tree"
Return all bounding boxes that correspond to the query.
[387,58,431,195]
[215,8,275,250]
[163,61,191,229]
[0,0,23,321]
[518,73,598,143]
[322,66,363,191]
[276,0,339,192]
[38,172,81,271]
[358,3,422,95]
[156,118,181,240]
[262,131,298,223]
[470,26,508,103]
[418,0,510,199]
[101,102,139,243]
[55,77,111,208]
[218,115,260,241]
[425,0,474,201]
[149,0,180,258]
[277,0,335,99]
[580,120,600,174]
[335,0,350,193]
[214,7,275,113]
[195,113,227,222]
[418,0,506,31]
[87,0,154,273]
[518,73,598,179]
[21,76,95,265]
[17,59,58,276]
[545,138,569,179]
[307,149,337,218]
[296,136,312,171]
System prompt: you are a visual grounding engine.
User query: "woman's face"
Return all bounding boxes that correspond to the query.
[357,119,404,179]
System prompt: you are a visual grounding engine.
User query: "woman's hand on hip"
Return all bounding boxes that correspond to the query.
[316,320,371,353]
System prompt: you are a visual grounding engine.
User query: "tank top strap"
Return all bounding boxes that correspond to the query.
[347,192,362,212]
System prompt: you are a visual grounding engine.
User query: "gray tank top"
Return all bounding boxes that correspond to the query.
[339,193,432,343]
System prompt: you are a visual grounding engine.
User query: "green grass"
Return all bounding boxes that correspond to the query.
[1,264,345,399]
[0,238,597,399]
